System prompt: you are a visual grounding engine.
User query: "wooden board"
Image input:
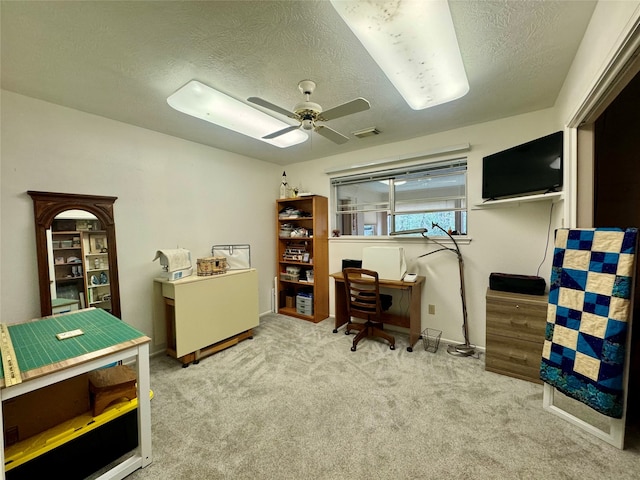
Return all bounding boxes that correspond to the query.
[0,323,22,386]
[0,308,149,387]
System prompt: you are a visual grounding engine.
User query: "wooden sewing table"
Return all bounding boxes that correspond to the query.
[0,308,151,480]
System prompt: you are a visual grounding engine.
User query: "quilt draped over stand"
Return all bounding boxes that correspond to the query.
[540,227,637,418]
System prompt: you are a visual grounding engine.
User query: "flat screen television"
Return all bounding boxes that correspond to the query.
[482,131,563,200]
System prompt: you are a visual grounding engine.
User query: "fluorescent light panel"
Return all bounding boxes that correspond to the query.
[330,0,469,110]
[167,80,307,148]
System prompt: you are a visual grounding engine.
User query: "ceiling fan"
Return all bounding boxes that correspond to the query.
[247,80,370,145]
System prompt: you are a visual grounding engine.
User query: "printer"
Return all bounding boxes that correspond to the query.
[361,246,407,281]
[153,248,193,281]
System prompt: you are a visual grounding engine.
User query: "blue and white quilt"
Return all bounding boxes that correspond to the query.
[540,228,637,418]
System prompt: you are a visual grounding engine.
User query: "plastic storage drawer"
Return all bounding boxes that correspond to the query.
[296,294,313,315]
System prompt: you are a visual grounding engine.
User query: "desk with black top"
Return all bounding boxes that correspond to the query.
[330,272,425,352]
[0,308,152,480]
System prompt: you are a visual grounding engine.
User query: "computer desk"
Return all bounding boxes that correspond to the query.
[330,272,425,352]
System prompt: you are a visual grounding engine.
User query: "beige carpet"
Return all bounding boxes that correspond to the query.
[120,313,639,479]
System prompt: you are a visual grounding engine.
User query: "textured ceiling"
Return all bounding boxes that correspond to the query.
[1,1,597,165]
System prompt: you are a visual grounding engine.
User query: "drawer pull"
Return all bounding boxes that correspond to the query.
[515,304,520,309]
[509,319,529,327]
[508,353,528,364]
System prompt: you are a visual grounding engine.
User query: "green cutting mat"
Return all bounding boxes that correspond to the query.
[0,308,146,376]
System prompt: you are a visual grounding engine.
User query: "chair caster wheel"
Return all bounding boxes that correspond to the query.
[390,345,395,350]
[407,347,413,352]
[333,328,338,333]
[345,330,350,335]
[351,346,356,352]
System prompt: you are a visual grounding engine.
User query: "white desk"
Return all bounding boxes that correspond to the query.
[0,308,152,480]
[154,269,259,365]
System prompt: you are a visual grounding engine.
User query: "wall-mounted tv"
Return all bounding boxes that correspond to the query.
[482,131,563,200]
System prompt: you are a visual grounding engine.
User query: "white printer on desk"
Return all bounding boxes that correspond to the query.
[153,248,193,281]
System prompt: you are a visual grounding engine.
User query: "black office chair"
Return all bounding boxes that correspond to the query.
[343,267,395,351]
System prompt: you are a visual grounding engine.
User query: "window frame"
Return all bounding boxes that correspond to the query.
[331,157,468,237]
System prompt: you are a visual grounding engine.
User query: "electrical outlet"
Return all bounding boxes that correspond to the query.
[428,304,436,315]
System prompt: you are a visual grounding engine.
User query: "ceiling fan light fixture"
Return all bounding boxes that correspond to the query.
[167,80,308,148]
[330,0,469,110]
[247,79,370,145]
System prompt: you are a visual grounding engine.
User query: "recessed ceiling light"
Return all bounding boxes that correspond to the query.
[167,80,308,148]
[330,0,469,110]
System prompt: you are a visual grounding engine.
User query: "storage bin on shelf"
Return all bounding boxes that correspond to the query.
[304,269,314,282]
[279,224,293,237]
[281,266,300,282]
[296,293,313,315]
[280,272,299,282]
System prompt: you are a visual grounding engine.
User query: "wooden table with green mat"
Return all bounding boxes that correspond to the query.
[0,307,152,480]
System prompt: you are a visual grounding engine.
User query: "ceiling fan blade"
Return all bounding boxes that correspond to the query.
[320,97,370,121]
[247,97,298,119]
[263,124,301,139]
[315,125,349,144]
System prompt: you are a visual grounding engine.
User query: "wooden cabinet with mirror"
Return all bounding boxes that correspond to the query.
[28,191,121,318]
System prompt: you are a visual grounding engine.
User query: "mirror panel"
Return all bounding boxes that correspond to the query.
[49,211,114,314]
[28,191,121,318]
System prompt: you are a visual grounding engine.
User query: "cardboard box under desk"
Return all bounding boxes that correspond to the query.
[3,374,90,446]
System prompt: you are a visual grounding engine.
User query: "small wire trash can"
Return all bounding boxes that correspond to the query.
[421,328,442,353]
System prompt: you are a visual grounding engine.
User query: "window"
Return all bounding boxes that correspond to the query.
[332,158,467,236]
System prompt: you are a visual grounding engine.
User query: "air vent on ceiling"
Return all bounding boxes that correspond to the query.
[352,127,380,138]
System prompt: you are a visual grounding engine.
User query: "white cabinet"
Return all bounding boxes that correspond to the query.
[154,269,259,365]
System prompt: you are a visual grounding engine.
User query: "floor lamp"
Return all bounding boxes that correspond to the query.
[391,223,476,357]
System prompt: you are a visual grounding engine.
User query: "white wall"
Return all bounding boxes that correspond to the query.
[1,91,280,353]
[285,108,563,347]
[555,0,640,125]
